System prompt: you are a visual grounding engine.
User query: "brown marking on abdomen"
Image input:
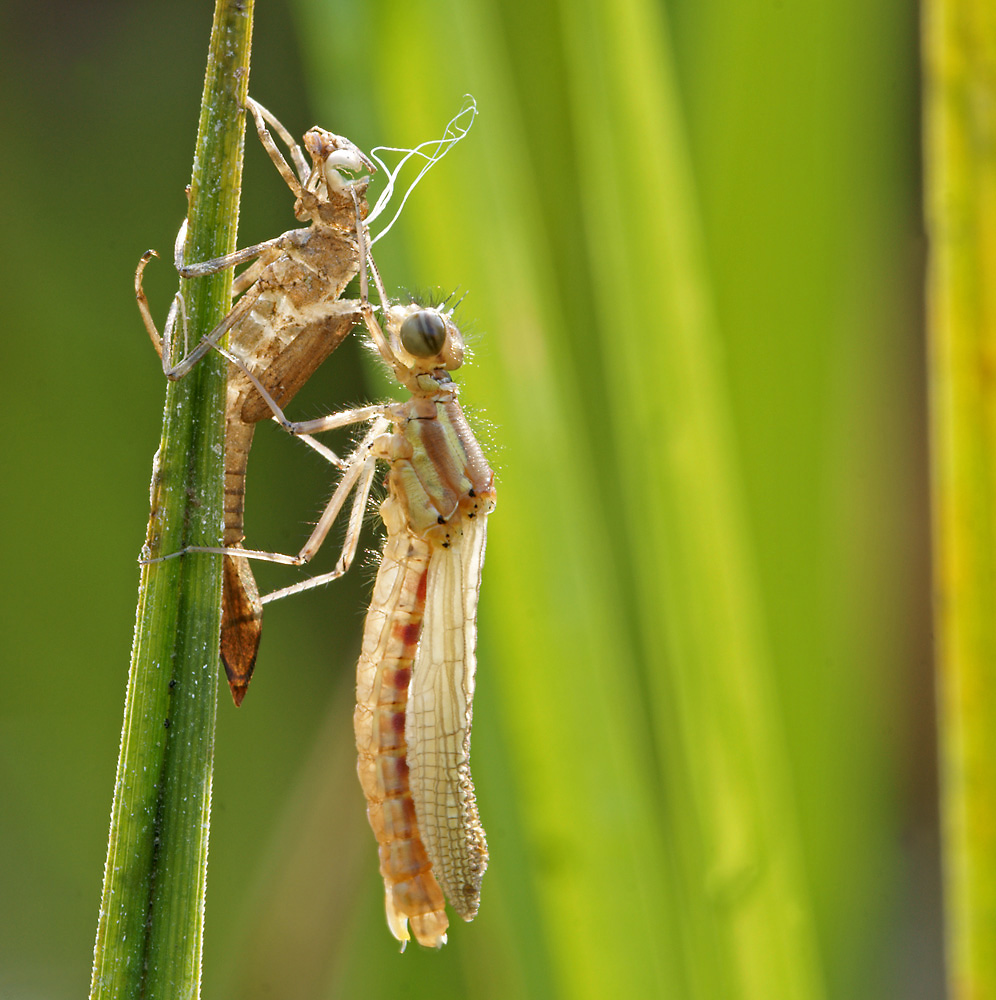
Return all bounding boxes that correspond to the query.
[354,529,448,947]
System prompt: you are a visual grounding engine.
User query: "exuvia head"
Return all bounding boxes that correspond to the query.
[304,128,375,197]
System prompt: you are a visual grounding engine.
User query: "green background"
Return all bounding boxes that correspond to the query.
[0,0,932,997]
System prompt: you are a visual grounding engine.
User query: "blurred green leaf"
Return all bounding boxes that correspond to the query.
[925,0,996,996]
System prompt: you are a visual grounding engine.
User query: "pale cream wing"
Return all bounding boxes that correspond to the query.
[406,515,490,920]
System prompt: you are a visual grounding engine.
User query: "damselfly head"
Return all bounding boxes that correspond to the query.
[388,304,464,374]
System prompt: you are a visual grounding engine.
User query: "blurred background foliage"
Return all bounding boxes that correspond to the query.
[0,0,931,997]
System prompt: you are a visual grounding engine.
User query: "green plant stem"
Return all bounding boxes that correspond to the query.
[925,2,996,997]
[90,3,253,998]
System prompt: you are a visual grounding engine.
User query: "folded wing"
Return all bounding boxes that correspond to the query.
[406,515,490,920]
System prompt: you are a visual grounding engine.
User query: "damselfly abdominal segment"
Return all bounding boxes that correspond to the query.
[137,97,476,704]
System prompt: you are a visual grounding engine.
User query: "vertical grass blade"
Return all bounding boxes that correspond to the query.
[924,2,996,996]
[558,1,825,996]
[89,3,253,997]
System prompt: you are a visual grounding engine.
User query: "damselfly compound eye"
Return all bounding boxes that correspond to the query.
[400,310,447,357]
